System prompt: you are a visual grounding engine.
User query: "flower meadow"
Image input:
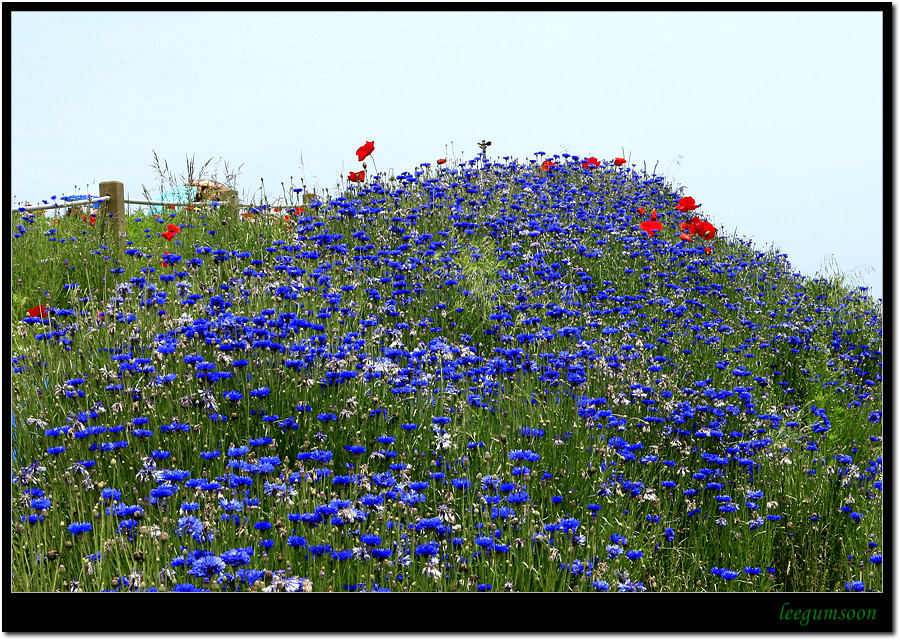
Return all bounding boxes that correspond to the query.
[9,144,883,595]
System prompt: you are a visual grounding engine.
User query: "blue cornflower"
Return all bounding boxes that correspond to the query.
[30,497,52,510]
[451,478,471,490]
[220,548,251,567]
[415,518,442,531]
[508,449,541,462]
[845,580,866,592]
[415,542,440,556]
[176,515,203,539]
[712,567,740,580]
[219,499,244,512]
[626,550,643,561]
[507,491,530,504]
[67,521,93,536]
[188,555,226,578]
[360,533,382,546]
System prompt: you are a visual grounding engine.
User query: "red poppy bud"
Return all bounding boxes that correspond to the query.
[437,158,447,165]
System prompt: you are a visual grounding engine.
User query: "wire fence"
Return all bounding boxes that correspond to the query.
[11,180,321,248]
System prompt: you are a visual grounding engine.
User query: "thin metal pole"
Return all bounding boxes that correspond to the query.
[12,197,110,213]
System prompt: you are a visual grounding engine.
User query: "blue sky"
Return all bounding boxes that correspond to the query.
[10,9,885,300]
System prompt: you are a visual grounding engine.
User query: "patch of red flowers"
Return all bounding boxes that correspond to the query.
[680,216,717,240]
[26,304,49,319]
[348,170,366,183]
[356,141,375,162]
[82,212,96,226]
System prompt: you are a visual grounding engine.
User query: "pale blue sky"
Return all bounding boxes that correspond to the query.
[10,9,885,300]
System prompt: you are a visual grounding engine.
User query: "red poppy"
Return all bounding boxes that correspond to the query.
[161,231,177,241]
[540,159,557,171]
[704,247,713,255]
[582,157,600,169]
[614,157,626,166]
[356,141,375,162]
[167,224,181,234]
[680,216,716,239]
[680,232,694,242]
[437,158,447,165]
[639,208,662,237]
[26,304,49,319]
[676,196,699,212]
[348,170,366,183]
[694,219,717,240]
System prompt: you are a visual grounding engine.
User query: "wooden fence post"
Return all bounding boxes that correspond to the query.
[98,181,125,250]
[221,189,239,224]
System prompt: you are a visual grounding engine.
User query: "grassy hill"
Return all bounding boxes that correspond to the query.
[10,152,883,594]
